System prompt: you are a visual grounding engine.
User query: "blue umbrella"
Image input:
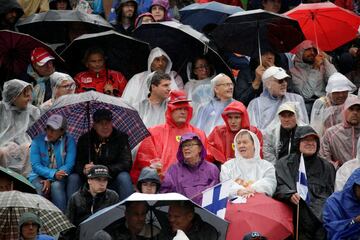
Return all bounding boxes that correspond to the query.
[179,2,243,32]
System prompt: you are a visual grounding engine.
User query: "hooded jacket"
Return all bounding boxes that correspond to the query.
[136,166,161,192]
[207,101,263,164]
[122,47,183,107]
[274,126,335,222]
[160,133,219,204]
[0,0,23,30]
[319,96,360,168]
[323,168,360,240]
[290,40,337,99]
[131,101,207,183]
[220,130,276,196]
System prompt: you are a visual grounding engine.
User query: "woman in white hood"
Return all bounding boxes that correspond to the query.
[122,47,183,106]
[220,129,276,198]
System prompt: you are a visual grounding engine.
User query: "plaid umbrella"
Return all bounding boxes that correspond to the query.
[27,91,150,149]
[0,190,74,239]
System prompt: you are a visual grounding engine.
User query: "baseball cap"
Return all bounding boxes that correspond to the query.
[87,165,111,179]
[46,114,67,130]
[261,66,289,82]
[93,109,113,122]
[31,47,55,67]
[277,102,297,115]
[169,90,191,104]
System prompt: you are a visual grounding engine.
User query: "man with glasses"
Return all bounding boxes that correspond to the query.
[248,66,308,131]
[193,73,237,136]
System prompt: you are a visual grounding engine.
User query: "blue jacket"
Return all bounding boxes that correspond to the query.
[323,168,360,240]
[28,133,76,182]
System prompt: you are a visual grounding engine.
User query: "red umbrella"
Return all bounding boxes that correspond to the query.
[285,2,360,51]
[225,193,293,240]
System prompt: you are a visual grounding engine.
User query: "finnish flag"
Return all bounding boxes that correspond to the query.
[297,154,310,203]
[201,179,232,219]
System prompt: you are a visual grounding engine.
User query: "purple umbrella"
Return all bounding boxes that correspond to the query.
[27,91,150,149]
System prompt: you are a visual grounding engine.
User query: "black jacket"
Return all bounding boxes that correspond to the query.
[75,128,132,179]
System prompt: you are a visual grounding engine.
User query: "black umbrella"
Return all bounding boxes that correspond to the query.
[0,30,64,86]
[16,10,114,44]
[132,21,233,81]
[60,30,151,80]
[211,9,305,58]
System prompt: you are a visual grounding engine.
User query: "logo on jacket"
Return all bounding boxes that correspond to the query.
[82,77,93,83]
[176,136,181,142]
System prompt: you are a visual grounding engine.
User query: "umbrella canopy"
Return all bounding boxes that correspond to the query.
[179,2,243,32]
[132,21,234,81]
[0,190,74,239]
[0,30,64,85]
[27,91,150,149]
[225,193,293,240]
[211,9,305,57]
[0,167,36,194]
[80,192,229,240]
[285,2,360,51]
[60,30,151,80]
[16,10,114,44]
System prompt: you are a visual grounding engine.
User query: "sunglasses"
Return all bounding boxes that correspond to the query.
[274,78,287,84]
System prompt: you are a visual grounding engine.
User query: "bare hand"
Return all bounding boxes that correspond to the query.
[313,54,324,69]
[354,215,360,223]
[55,170,68,181]
[83,162,94,175]
[253,65,265,89]
[290,193,301,205]
[41,180,51,195]
[349,47,358,57]
[236,188,255,198]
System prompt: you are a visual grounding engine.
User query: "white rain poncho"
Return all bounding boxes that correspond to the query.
[220,130,277,197]
[335,138,360,192]
[310,72,357,136]
[40,72,75,114]
[319,96,360,168]
[263,102,306,165]
[134,98,168,128]
[122,47,183,107]
[0,79,40,175]
[290,40,337,100]
[247,78,308,131]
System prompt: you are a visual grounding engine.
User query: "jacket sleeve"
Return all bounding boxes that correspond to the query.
[30,137,57,180]
[159,166,176,193]
[66,195,77,226]
[251,163,277,196]
[263,130,277,165]
[274,159,296,202]
[58,135,77,174]
[74,134,89,176]
[319,131,336,166]
[108,133,132,178]
[234,69,262,106]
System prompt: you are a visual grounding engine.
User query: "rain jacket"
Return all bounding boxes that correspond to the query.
[75,128,132,180]
[131,101,207,183]
[17,0,49,17]
[263,102,306,165]
[0,0,24,30]
[247,87,308,131]
[0,80,40,174]
[220,130,276,197]
[274,126,335,239]
[27,65,53,107]
[122,47,183,106]
[136,166,161,192]
[160,133,219,205]
[74,68,127,97]
[28,133,76,182]
[290,40,337,100]
[134,98,168,128]
[310,72,357,136]
[207,101,263,164]
[319,96,360,167]
[323,168,360,240]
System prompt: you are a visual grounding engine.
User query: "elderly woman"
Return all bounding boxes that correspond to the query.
[40,72,75,114]
[160,132,219,204]
[220,129,276,198]
[247,66,308,131]
[0,79,40,175]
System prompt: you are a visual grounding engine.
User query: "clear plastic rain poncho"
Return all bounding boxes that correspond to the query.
[263,101,307,165]
[40,72,75,114]
[220,130,276,197]
[310,72,357,136]
[0,79,40,175]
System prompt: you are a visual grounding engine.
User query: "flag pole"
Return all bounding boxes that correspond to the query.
[296,203,300,240]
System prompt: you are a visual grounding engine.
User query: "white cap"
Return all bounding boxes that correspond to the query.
[46,114,67,130]
[262,66,289,82]
[326,72,356,93]
[277,102,297,115]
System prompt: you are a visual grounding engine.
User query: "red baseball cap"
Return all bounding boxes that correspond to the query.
[31,47,55,66]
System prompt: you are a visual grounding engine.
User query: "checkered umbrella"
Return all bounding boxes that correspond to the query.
[0,191,74,239]
[27,91,150,149]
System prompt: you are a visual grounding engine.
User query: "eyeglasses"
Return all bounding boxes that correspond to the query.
[182,143,199,148]
[216,82,234,87]
[273,79,287,84]
[194,64,209,70]
[58,83,75,90]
